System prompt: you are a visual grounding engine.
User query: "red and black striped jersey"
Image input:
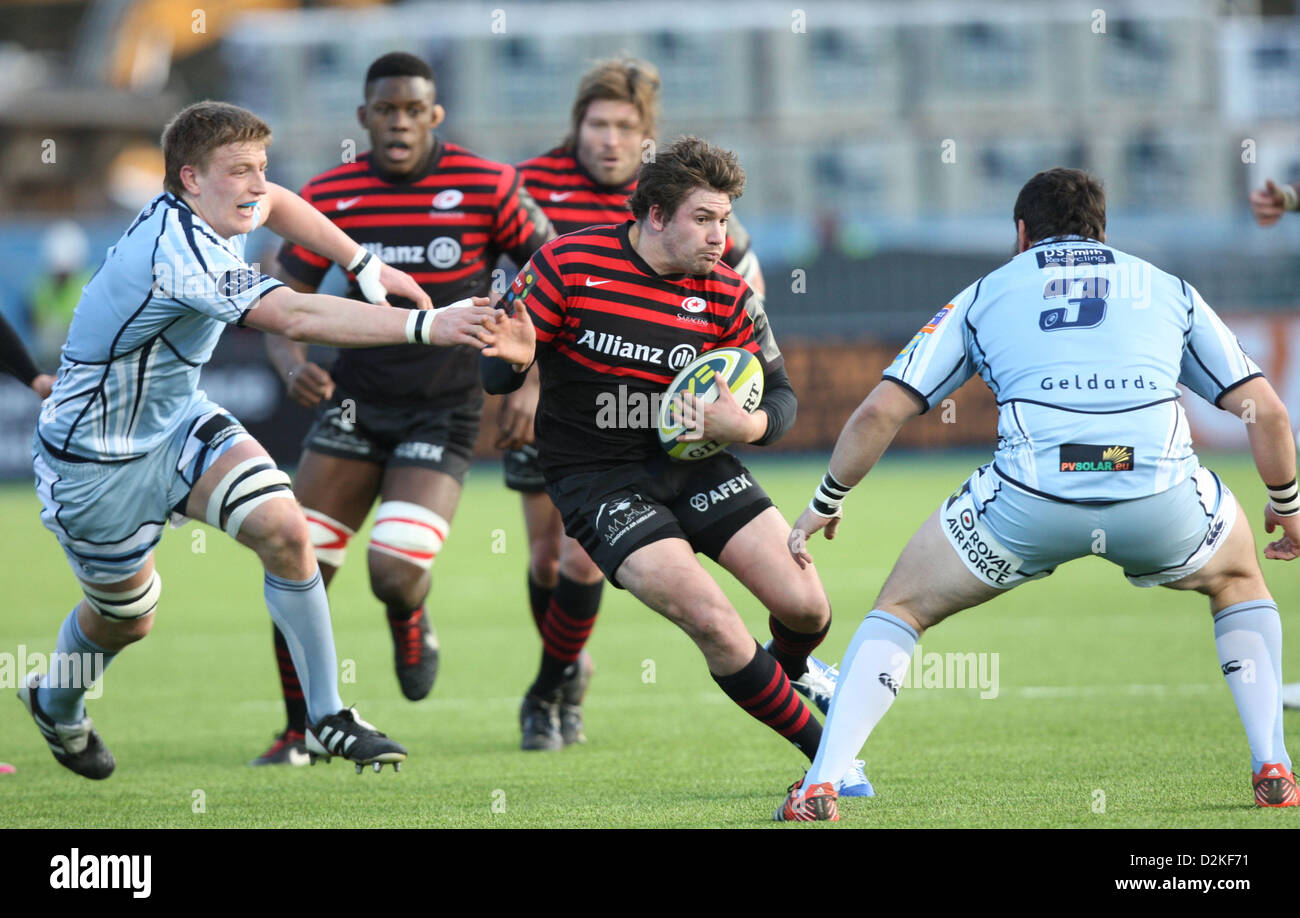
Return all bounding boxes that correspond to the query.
[278,139,552,408]
[516,145,753,272]
[511,221,782,480]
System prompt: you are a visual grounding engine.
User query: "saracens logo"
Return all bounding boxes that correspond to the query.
[426,237,462,268]
[681,296,707,314]
[432,189,463,210]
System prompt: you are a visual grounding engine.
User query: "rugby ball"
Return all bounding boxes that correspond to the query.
[657,347,764,461]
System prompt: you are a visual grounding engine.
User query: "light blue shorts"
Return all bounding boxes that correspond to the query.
[32,395,256,584]
[939,464,1237,590]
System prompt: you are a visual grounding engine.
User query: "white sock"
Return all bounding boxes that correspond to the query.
[806,610,918,788]
[264,569,344,722]
[1214,599,1290,772]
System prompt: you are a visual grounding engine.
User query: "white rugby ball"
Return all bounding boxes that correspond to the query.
[657,347,764,461]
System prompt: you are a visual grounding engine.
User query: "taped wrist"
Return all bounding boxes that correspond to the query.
[347,248,387,303]
[1268,478,1300,516]
[405,309,436,345]
[809,470,851,518]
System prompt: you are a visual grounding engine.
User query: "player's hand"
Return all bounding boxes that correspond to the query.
[788,507,841,570]
[677,381,763,445]
[285,361,334,409]
[431,300,497,349]
[29,373,55,399]
[1264,502,1300,560]
[1250,180,1288,227]
[371,262,433,311]
[495,367,539,449]
[481,303,536,368]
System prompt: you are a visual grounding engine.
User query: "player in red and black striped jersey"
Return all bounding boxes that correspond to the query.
[484,138,848,781]
[494,57,769,751]
[251,52,553,766]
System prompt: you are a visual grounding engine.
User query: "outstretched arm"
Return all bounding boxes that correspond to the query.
[245,286,494,350]
[262,183,432,310]
[1220,376,1300,560]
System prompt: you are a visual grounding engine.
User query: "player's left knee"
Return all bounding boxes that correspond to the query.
[367,501,448,600]
[773,589,831,632]
[205,457,295,541]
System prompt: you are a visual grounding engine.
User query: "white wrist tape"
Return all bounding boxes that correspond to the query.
[808,470,851,519]
[405,308,436,345]
[347,248,387,303]
[1268,479,1300,516]
[1281,184,1300,212]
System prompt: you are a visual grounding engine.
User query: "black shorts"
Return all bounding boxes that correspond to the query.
[302,392,480,484]
[546,452,773,588]
[503,444,547,493]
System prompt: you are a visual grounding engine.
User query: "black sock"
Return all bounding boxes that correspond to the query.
[528,574,603,698]
[713,640,823,760]
[767,614,830,682]
[273,624,308,734]
[385,602,421,624]
[527,572,553,635]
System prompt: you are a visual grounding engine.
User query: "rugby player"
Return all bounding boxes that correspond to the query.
[484,137,870,792]
[1247,175,1300,709]
[20,100,502,779]
[776,168,1299,820]
[252,53,553,766]
[497,58,829,755]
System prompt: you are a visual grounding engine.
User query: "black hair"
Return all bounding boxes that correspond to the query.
[364,52,435,97]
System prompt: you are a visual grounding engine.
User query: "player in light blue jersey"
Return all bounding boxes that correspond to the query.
[775,168,1300,821]
[19,101,509,780]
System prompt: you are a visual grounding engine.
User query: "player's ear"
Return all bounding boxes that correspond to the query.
[1015,219,1030,254]
[648,204,666,231]
[429,104,446,130]
[179,163,200,196]
[356,104,368,130]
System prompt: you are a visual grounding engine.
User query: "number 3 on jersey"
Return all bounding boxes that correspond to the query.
[1039,273,1109,331]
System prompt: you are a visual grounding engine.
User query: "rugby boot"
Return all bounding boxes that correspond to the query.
[18,672,115,780]
[1253,762,1299,807]
[306,707,406,773]
[774,777,839,822]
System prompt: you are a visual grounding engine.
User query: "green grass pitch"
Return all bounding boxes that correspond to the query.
[1,452,1297,828]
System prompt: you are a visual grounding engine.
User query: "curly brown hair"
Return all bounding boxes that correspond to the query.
[628,136,745,223]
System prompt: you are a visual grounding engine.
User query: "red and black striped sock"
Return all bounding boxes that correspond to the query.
[713,640,823,760]
[528,574,603,697]
[527,572,553,635]
[767,614,830,682]
[272,624,308,734]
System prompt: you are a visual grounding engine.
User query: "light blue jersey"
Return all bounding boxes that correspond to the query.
[38,193,283,462]
[885,236,1260,503]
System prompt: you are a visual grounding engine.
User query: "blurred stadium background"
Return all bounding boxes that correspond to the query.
[3,0,1300,475]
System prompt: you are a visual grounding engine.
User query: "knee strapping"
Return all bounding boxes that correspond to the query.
[369,501,448,571]
[83,571,161,620]
[205,458,294,539]
[303,508,355,567]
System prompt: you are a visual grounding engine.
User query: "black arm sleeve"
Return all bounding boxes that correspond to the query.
[0,313,41,386]
[480,354,529,394]
[753,365,796,446]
